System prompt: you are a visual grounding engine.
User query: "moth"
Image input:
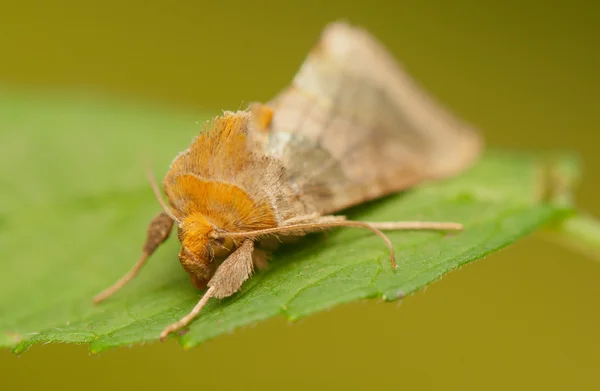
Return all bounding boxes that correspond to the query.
[94,22,482,340]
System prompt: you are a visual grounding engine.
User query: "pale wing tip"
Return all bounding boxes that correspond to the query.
[318,21,374,60]
[321,20,485,178]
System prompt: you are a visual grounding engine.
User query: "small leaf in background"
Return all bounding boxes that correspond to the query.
[0,89,597,353]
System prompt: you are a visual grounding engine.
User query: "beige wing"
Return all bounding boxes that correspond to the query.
[253,22,483,215]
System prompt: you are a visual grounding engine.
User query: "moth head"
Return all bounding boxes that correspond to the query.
[177,213,235,280]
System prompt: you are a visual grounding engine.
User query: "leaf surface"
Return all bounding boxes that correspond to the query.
[0,89,581,353]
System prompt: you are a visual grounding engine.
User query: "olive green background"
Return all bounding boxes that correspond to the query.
[1,0,599,390]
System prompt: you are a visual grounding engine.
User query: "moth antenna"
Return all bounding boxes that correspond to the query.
[220,220,398,269]
[145,166,181,225]
[94,211,174,304]
[219,220,464,270]
[160,286,216,341]
[93,252,150,304]
[365,221,463,230]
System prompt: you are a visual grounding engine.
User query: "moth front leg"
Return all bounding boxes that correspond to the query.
[160,240,255,340]
[94,212,174,303]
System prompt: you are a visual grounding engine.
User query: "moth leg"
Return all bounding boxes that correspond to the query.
[220,217,463,271]
[94,212,174,304]
[160,240,255,340]
[328,217,463,268]
[252,247,271,271]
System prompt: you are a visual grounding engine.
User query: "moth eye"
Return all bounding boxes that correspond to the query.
[214,237,225,245]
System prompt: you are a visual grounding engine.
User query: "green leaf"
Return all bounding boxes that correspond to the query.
[0,89,592,353]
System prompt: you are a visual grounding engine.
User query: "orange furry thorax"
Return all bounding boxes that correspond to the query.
[176,177,278,256]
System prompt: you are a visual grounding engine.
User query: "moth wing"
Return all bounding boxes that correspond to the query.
[254,22,482,215]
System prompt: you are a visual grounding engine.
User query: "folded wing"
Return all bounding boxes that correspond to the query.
[254,22,483,215]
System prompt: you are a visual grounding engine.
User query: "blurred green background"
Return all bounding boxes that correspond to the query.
[1,0,599,390]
